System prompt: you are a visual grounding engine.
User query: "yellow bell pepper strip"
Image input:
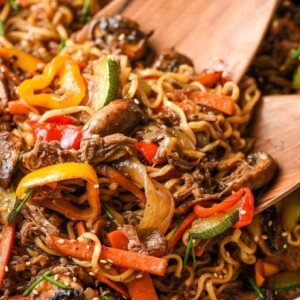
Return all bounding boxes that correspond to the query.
[18,55,86,109]
[0,47,43,73]
[15,163,100,221]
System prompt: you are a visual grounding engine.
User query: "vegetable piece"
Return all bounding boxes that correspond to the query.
[268,271,300,293]
[18,56,86,109]
[101,297,116,300]
[194,246,205,257]
[88,56,119,110]
[31,123,82,150]
[194,71,222,87]
[0,187,17,225]
[291,48,300,60]
[262,261,280,277]
[57,38,66,54]
[42,274,68,289]
[189,207,240,240]
[233,187,254,228]
[0,47,42,73]
[8,0,19,11]
[0,223,16,288]
[247,277,265,300]
[115,158,174,235]
[16,163,100,221]
[193,188,245,218]
[107,230,158,300]
[0,20,4,36]
[50,235,168,277]
[101,203,121,227]
[23,270,52,296]
[8,100,31,115]
[166,213,197,249]
[281,189,300,231]
[76,221,86,236]
[184,236,195,265]
[255,259,265,287]
[80,0,91,23]
[293,64,300,90]
[45,116,75,125]
[97,165,146,202]
[9,296,29,300]
[135,142,161,164]
[7,188,34,224]
[175,89,235,115]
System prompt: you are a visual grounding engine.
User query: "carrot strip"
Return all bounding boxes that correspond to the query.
[97,165,146,202]
[8,296,29,300]
[93,270,130,299]
[50,235,167,276]
[108,230,158,300]
[76,221,86,236]
[194,71,222,88]
[262,261,280,277]
[166,213,197,250]
[175,89,235,115]
[255,259,265,287]
[0,223,16,288]
[194,246,205,257]
[8,101,31,115]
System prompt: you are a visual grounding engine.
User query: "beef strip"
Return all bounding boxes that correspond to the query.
[121,225,167,257]
[80,133,136,165]
[22,141,79,171]
[0,132,22,189]
[82,98,146,139]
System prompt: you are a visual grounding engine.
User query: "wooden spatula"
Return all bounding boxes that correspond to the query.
[74,0,300,212]
[251,95,300,214]
[74,0,278,82]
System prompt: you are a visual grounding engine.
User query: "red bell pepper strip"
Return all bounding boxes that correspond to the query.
[107,230,159,300]
[135,142,160,164]
[0,223,16,288]
[45,116,75,125]
[50,235,168,277]
[194,71,222,88]
[31,123,82,150]
[166,212,197,250]
[193,188,245,218]
[233,187,254,228]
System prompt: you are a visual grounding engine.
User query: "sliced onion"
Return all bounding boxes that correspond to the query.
[114,157,174,234]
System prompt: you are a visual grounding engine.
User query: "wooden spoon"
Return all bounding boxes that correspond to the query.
[74,0,300,212]
[74,0,278,82]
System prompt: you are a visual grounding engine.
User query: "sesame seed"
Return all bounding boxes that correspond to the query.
[254,235,259,242]
[57,239,65,244]
[89,272,95,276]
[107,259,113,264]
[136,274,143,279]
[134,99,140,105]
[25,261,31,266]
[104,265,111,270]
[5,266,8,272]
[72,277,77,282]
[86,245,91,250]
[218,275,223,279]
[33,290,38,295]
[283,244,288,249]
[213,272,218,278]
[268,221,273,227]
[240,209,246,215]
[262,235,268,240]
[54,274,59,281]
[222,269,227,274]
[226,251,230,257]
[282,232,288,237]
[65,282,70,287]
[94,184,99,189]
[100,259,107,264]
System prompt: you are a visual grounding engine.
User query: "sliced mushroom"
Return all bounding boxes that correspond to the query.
[218,152,277,194]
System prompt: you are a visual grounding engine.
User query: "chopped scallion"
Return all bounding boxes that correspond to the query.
[57,39,66,55]
[191,237,196,263]
[291,48,300,60]
[101,296,116,300]
[8,0,19,11]
[0,20,4,36]
[42,274,68,289]
[168,216,184,242]
[80,0,91,23]
[184,235,193,265]
[247,277,265,300]
[23,271,52,296]
[101,203,121,227]
[7,188,34,224]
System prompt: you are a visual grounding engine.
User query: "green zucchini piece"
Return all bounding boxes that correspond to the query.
[189,207,239,239]
[90,56,119,110]
[293,64,300,90]
[268,271,300,293]
[281,189,300,231]
[0,187,16,225]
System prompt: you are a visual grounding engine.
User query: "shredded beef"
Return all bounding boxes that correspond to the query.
[121,225,167,257]
[0,132,22,188]
[22,141,79,171]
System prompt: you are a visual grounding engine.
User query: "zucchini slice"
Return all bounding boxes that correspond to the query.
[89,56,119,110]
[189,207,239,239]
[268,271,300,293]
